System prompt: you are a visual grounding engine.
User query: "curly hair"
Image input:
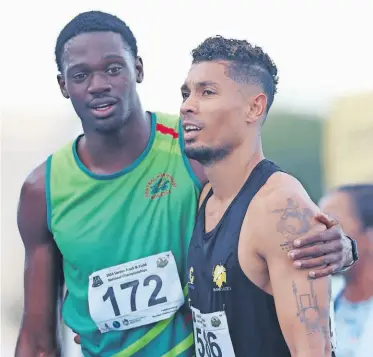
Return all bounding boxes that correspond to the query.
[192,36,279,111]
[55,11,138,73]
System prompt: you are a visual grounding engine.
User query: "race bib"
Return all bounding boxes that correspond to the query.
[88,251,184,333]
[191,306,236,357]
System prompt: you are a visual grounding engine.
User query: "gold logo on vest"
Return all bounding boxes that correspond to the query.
[189,267,195,285]
[212,264,231,292]
[145,173,177,199]
[188,266,195,291]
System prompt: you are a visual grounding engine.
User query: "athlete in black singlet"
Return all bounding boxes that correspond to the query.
[181,36,344,357]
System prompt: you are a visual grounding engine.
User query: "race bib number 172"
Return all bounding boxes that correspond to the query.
[88,252,184,333]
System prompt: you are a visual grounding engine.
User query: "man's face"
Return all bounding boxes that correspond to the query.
[57,31,144,133]
[180,61,261,166]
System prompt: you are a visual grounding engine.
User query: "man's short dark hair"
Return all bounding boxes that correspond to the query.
[336,184,373,230]
[55,10,138,73]
[191,36,279,112]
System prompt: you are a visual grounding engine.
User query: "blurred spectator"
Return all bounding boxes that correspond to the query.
[320,184,373,357]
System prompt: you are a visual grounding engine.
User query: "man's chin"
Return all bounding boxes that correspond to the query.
[184,143,232,167]
[184,144,214,166]
[184,142,202,158]
[93,116,127,134]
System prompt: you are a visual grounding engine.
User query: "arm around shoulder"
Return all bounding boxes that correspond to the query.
[15,161,64,357]
[258,185,332,357]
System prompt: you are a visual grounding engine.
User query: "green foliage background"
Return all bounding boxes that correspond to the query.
[262,112,324,202]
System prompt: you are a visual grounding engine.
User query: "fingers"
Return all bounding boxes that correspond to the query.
[308,264,340,279]
[315,212,338,229]
[74,335,81,345]
[289,240,343,260]
[294,225,341,247]
[293,252,342,269]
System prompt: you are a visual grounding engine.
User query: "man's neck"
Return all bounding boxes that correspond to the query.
[80,109,151,174]
[343,263,373,303]
[204,139,264,203]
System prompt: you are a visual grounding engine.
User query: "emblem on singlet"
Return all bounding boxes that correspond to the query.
[145,173,177,199]
[188,267,195,290]
[212,264,231,292]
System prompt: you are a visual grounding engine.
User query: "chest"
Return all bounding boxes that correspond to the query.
[188,223,239,297]
[204,198,231,233]
[52,170,198,274]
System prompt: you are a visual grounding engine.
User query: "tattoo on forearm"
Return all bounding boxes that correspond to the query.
[292,278,330,339]
[272,198,314,250]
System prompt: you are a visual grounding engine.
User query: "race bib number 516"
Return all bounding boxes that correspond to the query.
[191,307,236,357]
[88,252,184,333]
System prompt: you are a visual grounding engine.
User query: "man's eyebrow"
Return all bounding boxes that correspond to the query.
[181,81,218,91]
[196,80,218,87]
[66,62,87,74]
[66,54,126,73]
[103,54,126,61]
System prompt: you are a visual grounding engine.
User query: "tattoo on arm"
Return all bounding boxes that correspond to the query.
[271,198,314,251]
[292,278,330,339]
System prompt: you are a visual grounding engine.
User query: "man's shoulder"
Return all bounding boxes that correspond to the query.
[21,161,48,199]
[251,171,309,211]
[247,172,321,253]
[21,136,74,196]
[154,112,180,128]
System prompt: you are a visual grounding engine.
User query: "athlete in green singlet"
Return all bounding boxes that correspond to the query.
[15,11,356,357]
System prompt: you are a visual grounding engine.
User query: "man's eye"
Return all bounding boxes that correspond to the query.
[73,73,88,80]
[203,90,214,96]
[107,66,122,75]
[181,92,190,100]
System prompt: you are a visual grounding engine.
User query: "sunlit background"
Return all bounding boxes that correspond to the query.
[2,1,373,356]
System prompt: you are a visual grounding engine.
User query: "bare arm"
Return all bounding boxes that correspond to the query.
[15,162,64,357]
[260,188,332,357]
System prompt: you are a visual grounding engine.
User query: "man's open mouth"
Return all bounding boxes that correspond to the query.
[184,125,201,133]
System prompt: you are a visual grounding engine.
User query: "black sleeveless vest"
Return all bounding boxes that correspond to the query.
[187,159,291,357]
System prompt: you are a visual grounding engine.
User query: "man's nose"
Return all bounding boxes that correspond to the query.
[180,95,198,115]
[88,72,112,95]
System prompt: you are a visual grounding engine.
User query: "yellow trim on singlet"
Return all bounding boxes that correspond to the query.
[113,317,175,357]
[161,333,194,357]
[113,284,191,357]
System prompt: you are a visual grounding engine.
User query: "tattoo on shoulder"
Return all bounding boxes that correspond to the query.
[271,197,314,250]
[292,278,330,339]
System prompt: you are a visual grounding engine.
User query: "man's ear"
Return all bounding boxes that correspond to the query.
[245,93,267,124]
[57,74,69,99]
[135,56,144,84]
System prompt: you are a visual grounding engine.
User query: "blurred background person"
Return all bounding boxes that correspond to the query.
[320,184,373,357]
